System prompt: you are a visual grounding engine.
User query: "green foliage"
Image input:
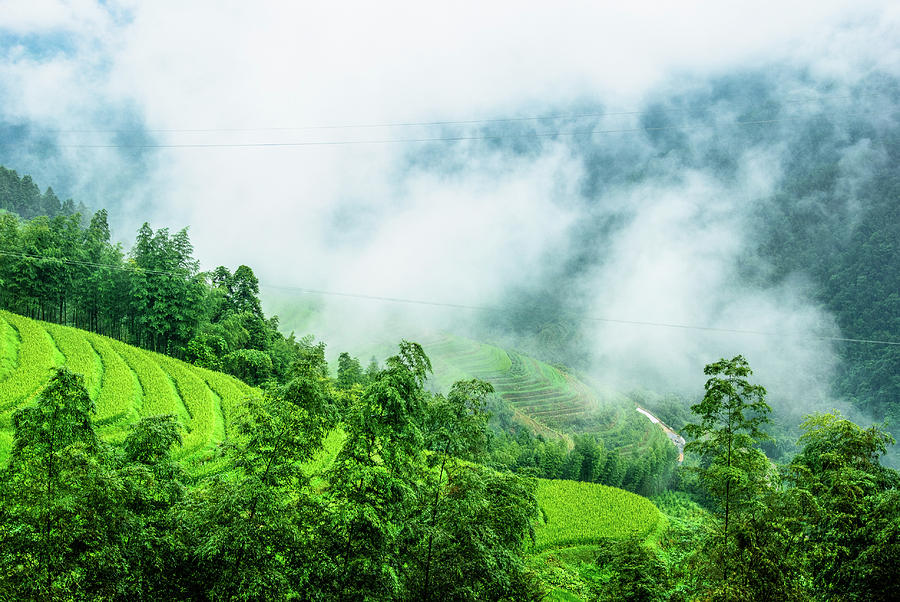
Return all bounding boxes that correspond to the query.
[682,355,777,599]
[0,177,305,385]
[314,342,541,601]
[1,369,106,599]
[180,370,331,599]
[594,539,670,602]
[223,348,273,386]
[123,414,183,466]
[0,167,84,219]
[336,351,365,389]
[787,412,900,601]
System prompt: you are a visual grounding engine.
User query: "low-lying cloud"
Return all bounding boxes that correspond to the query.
[1,0,899,415]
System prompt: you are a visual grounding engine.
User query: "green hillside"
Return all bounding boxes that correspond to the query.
[0,310,253,467]
[416,334,667,455]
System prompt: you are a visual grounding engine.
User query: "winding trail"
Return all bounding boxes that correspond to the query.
[636,406,686,462]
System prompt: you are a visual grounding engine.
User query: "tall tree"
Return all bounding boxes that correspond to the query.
[181,367,331,600]
[0,369,126,600]
[683,355,773,599]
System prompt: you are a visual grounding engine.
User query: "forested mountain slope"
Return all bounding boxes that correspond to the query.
[470,72,900,426]
[0,181,310,387]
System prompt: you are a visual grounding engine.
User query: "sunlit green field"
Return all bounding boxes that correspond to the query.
[533,478,661,550]
[0,310,253,467]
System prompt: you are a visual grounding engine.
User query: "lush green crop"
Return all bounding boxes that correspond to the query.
[111,341,187,422]
[0,314,18,381]
[44,322,103,400]
[0,311,258,472]
[156,355,219,458]
[0,311,59,414]
[196,366,254,436]
[533,478,661,550]
[89,336,141,428]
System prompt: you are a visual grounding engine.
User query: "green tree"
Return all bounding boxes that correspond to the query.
[336,351,365,389]
[181,369,331,600]
[231,264,263,318]
[410,379,541,601]
[0,368,131,600]
[787,412,900,601]
[596,539,669,602]
[319,341,432,600]
[116,415,186,599]
[683,355,774,599]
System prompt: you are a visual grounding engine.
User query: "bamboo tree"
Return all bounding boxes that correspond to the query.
[683,355,772,599]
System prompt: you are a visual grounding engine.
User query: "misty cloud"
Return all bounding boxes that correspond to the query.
[1,0,899,416]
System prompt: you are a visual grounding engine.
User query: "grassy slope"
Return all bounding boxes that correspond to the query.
[531,478,664,601]
[534,478,661,550]
[0,310,253,468]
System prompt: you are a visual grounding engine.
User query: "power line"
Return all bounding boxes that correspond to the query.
[4,250,898,347]
[45,92,869,134]
[55,114,865,149]
[257,284,900,347]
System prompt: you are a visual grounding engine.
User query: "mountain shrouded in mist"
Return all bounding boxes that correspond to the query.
[1,1,898,422]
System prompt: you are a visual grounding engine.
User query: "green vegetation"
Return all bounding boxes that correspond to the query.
[1,307,897,600]
[0,314,18,379]
[408,333,680,497]
[89,336,141,427]
[2,163,898,599]
[0,186,308,386]
[0,166,86,220]
[0,311,252,469]
[423,334,614,426]
[0,305,659,600]
[0,311,59,415]
[534,479,660,549]
[0,342,545,601]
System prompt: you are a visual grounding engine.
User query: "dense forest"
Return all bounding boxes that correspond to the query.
[0,166,88,220]
[1,336,898,600]
[0,168,305,385]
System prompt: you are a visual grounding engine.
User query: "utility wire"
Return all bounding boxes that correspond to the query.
[45,92,870,134]
[259,285,900,347]
[4,249,898,347]
[55,114,869,149]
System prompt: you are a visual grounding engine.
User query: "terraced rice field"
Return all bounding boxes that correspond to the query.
[0,310,253,467]
[423,334,602,424]
[420,334,646,436]
[533,478,662,550]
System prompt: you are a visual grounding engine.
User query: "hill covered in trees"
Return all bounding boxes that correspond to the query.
[2,317,898,600]
[461,71,900,429]
[0,166,87,220]
[0,171,307,386]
